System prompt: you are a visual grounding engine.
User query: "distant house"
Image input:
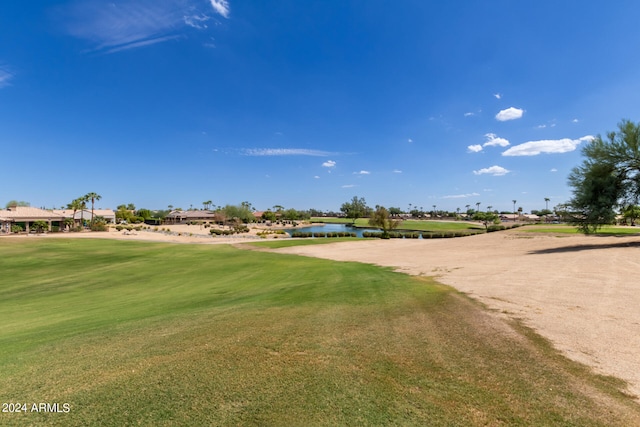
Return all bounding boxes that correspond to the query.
[53,209,116,225]
[0,206,66,233]
[164,210,219,224]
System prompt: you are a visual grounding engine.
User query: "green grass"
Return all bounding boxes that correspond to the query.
[1,238,639,426]
[312,217,483,232]
[518,224,640,235]
[246,237,362,249]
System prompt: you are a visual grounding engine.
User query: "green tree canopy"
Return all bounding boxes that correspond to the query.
[340,196,370,224]
[5,200,30,208]
[568,119,640,233]
[472,211,500,230]
[368,206,401,238]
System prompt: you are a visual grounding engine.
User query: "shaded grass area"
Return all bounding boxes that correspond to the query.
[1,238,639,426]
[312,217,483,232]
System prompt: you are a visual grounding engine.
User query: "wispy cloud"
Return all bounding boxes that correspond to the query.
[209,0,230,18]
[495,107,524,121]
[341,184,356,188]
[473,165,510,176]
[494,93,502,99]
[243,148,331,157]
[502,136,593,156]
[322,160,336,168]
[353,170,370,175]
[0,67,13,88]
[467,144,483,153]
[443,192,480,199]
[60,0,229,54]
[393,169,402,174]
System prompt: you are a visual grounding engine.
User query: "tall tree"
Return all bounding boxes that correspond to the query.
[67,198,84,228]
[340,196,369,224]
[369,206,401,238]
[85,192,101,225]
[568,119,640,233]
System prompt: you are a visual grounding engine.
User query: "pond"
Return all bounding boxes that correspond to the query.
[284,223,381,238]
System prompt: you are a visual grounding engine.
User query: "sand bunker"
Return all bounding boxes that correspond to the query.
[274,231,640,399]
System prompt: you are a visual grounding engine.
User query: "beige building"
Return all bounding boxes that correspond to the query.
[52,209,116,225]
[0,206,67,233]
[0,206,116,233]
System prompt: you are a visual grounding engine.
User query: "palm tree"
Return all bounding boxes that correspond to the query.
[544,197,550,211]
[476,202,481,212]
[168,204,173,211]
[85,192,101,225]
[77,197,88,228]
[67,198,83,228]
[487,205,493,213]
[512,199,517,220]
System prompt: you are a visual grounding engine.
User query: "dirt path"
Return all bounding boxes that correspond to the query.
[274,231,640,399]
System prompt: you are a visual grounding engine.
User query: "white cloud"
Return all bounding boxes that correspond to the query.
[494,93,502,99]
[550,168,558,172]
[443,192,480,199]
[393,169,402,174]
[572,118,580,123]
[61,0,227,54]
[184,14,210,29]
[408,138,413,143]
[468,133,509,153]
[353,170,370,175]
[495,107,524,121]
[483,133,510,147]
[502,135,594,156]
[341,184,356,188]
[473,165,510,176]
[464,112,475,117]
[243,148,330,157]
[322,160,336,168]
[0,67,13,88]
[209,0,230,18]
[314,175,320,179]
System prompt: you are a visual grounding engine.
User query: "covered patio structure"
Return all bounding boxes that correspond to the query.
[0,206,67,233]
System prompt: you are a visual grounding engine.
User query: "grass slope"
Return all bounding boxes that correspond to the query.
[1,239,638,426]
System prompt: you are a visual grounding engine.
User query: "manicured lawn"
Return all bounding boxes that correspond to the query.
[1,238,638,426]
[247,237,362,249]
[519,224,640,235]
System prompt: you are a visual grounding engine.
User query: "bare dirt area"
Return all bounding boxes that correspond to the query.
[274,230,640,400]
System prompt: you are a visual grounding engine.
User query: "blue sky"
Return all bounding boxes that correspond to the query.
[2,1,640,213]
